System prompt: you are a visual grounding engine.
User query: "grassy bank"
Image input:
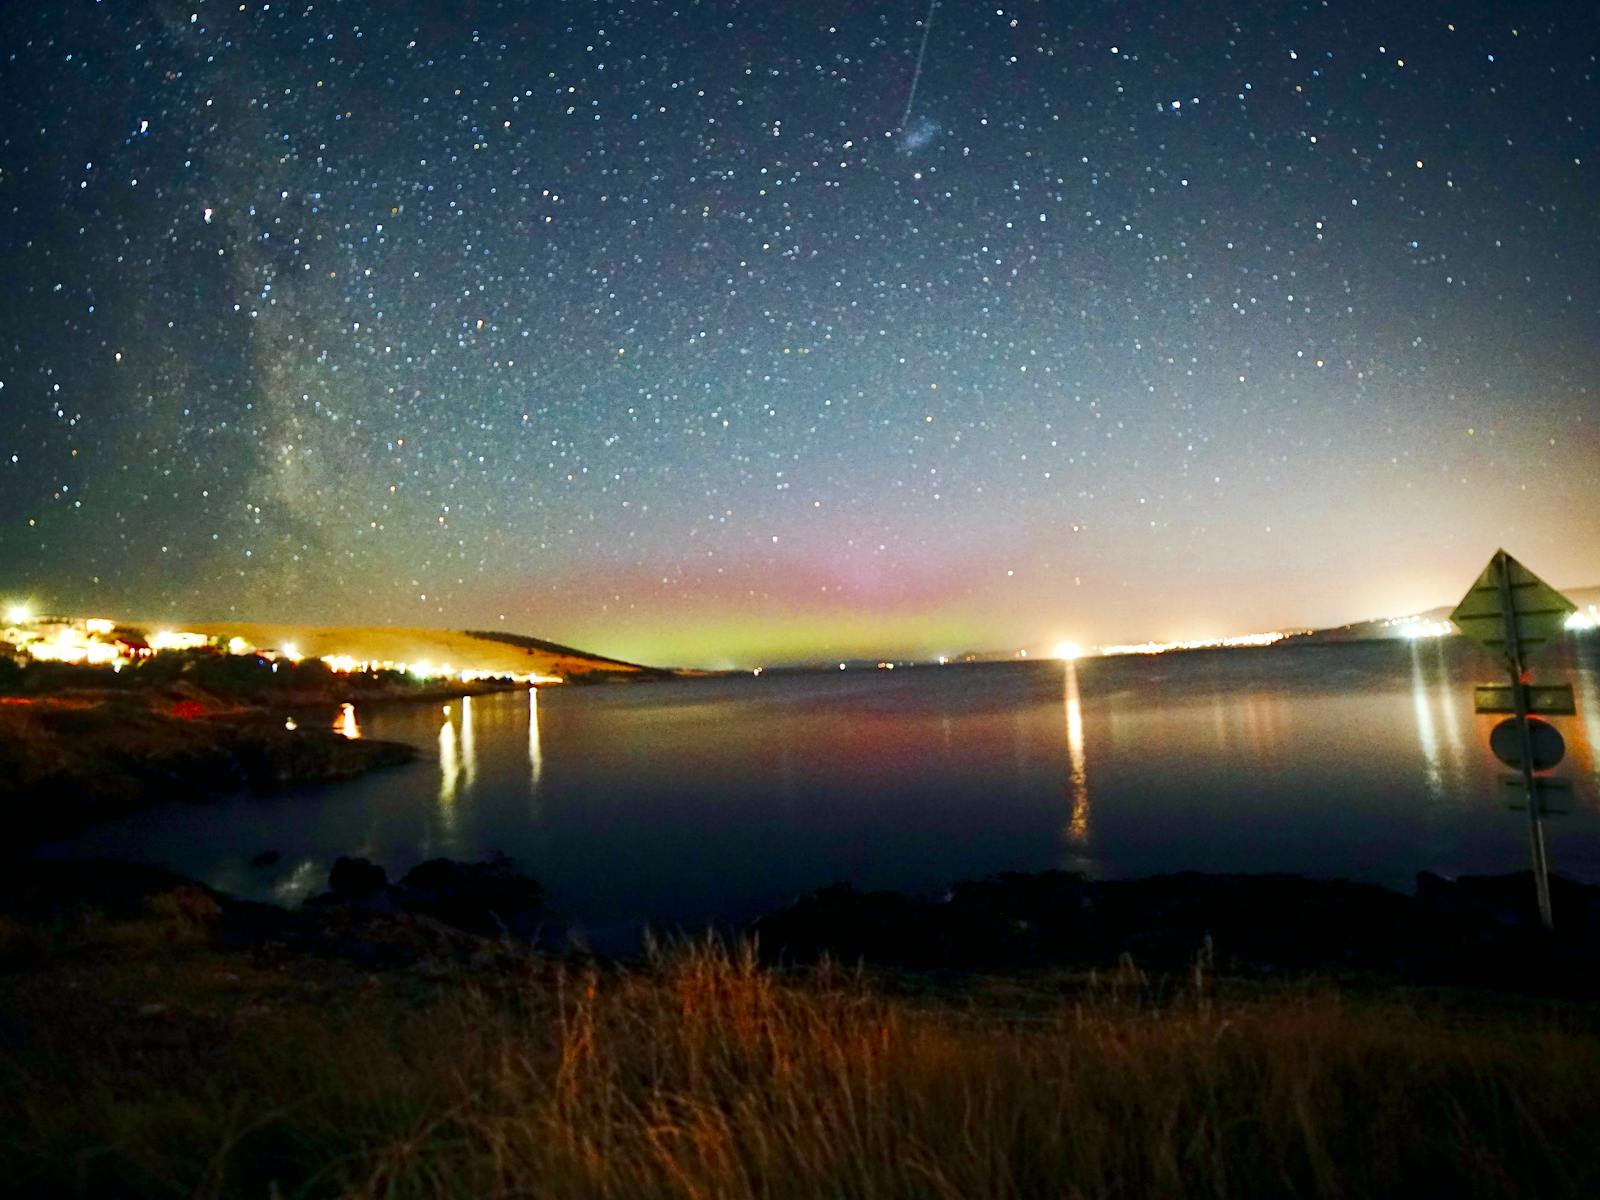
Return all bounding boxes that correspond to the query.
[3,910,1598,1198]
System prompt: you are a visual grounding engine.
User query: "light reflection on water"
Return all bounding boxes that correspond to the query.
[272,857,322,905]
[460,694,477,789]
[438,706,460,809]
[45,638,1600,949]
[1411,642,1444,801]
[1063,660,1089,849]
[528,687,544,791]
[335,702,361,740]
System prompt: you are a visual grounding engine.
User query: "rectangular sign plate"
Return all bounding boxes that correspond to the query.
[1474,683,1576,715]
[1503,775,1573,815]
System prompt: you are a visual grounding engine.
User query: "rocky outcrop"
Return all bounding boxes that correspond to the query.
[300,854,551,959]
[0,855,550,970]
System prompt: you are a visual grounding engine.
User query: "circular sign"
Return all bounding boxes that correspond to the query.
[1489,717,1565,772]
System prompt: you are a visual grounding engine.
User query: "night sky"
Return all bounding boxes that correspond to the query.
[2,1,1597,667]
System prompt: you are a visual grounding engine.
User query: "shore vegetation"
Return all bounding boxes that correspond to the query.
[3,908,1598,1199]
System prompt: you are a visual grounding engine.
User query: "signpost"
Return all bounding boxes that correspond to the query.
[1449,550,1578,930]
[1488,716,1564,772]
[1472,682,1575,715]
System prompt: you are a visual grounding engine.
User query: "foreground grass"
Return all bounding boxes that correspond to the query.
[2,929,1598,1199]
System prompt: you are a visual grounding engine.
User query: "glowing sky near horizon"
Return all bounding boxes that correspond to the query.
[1,1,1597,667]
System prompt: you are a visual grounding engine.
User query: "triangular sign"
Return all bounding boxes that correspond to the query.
[1449,550,1576,666]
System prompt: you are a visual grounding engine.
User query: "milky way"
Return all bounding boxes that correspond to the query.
[1,1,1596,666]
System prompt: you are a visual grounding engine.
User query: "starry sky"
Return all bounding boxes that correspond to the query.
[1,1,1597,668]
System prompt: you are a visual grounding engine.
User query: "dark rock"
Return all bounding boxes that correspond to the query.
[755,868,1600,994]
[756,882,942,966]
[328,856,387,898]
[395,853,546,939]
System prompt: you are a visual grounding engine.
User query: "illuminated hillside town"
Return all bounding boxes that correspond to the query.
[0,603,561,685]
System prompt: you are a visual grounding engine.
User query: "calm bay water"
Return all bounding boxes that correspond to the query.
[50,637,1600,949]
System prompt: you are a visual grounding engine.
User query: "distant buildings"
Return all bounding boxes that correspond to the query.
[0,614,158,667]
[0,612,563,685]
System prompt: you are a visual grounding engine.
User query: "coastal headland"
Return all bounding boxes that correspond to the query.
[0,617,683,840]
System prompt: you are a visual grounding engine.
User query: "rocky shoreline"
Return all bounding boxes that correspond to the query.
[1,695,416,843]
[8,852,1600,996]
[755,868,1600,994]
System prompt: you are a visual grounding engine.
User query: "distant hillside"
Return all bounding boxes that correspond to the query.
[172,623,672,682]
[462,629,675,677]
[1307,584,1600,643]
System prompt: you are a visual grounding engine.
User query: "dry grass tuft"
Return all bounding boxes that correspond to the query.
[3,937,1598,1198]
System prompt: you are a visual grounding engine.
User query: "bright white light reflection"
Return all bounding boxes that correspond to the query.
[1410,642,1443,801]
[1054,641,1084,662]
[335,702,361,740]
[528,687,544,789]
[271,858,323,905]
[460,694,477,787]
[438,715,460,807]
[1064,660,1089,846]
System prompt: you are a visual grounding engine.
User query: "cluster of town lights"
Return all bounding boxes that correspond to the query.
[1095,631,1289,656]
[1043,632,1287,660]
[0,610,561,685]
[317,650,560,686]
[1386,615,1454,639]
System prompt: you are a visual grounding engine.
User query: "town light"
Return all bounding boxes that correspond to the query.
[1398,618,1453,640]
[5,603,32,626]
[1053,641,1084,661]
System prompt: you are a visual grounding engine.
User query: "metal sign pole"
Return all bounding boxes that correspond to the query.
[1495,550,1554,930]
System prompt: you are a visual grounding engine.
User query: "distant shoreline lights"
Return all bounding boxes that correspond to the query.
[1096,631,1291,657]
[1385,615,1454,640]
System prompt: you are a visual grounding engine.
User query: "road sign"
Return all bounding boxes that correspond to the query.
[1450,550,1577,667]
[1503,776,1573,816]
[1474,682,1576,715]
[1489,716,1565,771]
[1452,550,1580,932]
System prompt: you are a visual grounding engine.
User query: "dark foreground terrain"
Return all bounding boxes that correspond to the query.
[3,855,1600,1198]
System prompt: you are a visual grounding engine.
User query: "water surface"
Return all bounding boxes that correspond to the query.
[51,637,1600,948]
